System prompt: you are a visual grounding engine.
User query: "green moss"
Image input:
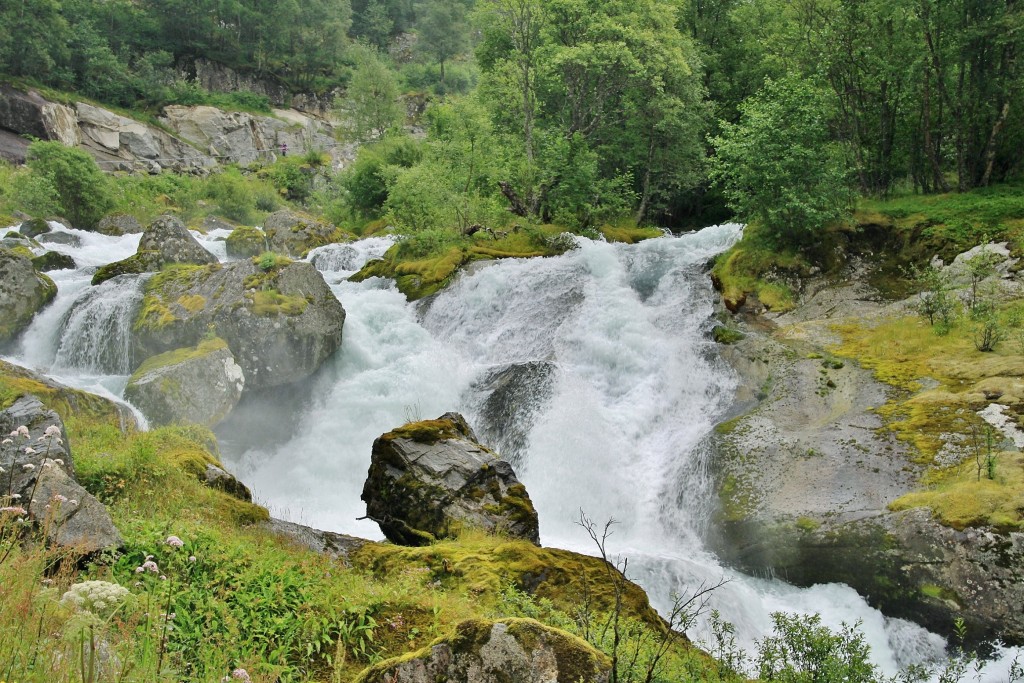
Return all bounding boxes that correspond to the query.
[92,251,155,285]
[381,418,468,444]
[712,325,745,344]
[795,516,821,532]
[225,226,266,258]
[130,337,229,379]
[599,223,663,244]
[248,289,308,316]
[134,264,207,332]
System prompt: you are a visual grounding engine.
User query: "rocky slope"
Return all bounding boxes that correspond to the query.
[710,251,1024,647]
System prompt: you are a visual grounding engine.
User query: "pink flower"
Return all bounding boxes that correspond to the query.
[165,535,184,548]
[231,668,252,683]
[2,438,11,445]
[188,555,197,563]
[44,425,61,438]
[23,448,36,456]
[53,494,68,504]
[139,560,159,574]
[0,506,27,515]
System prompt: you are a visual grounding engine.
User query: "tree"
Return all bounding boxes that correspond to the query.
[709,76,852,245]
[0,0,70,81]
[416,0,468,84]
[337,47,404,142]
[25,142,114,230]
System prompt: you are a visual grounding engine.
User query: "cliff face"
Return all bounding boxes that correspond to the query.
[710,250,1024,648]
[0,84,351,173]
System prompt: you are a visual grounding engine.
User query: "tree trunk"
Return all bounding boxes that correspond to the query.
[980,101,1010,187]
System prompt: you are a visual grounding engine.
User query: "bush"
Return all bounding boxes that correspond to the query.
[342,135,423,216]
[25,141,114,229]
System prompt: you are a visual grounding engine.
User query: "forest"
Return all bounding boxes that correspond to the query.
[1,0,1021,239]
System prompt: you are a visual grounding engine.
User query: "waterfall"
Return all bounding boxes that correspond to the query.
[53,274,148,375]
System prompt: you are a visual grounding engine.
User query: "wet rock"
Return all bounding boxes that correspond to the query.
[33,250,76,272]
[226,226,268,259]
[37,232,82,248]
[19,218,51,238]
[356,618,611,683]
[0,396,122,554]
[0,85,80,148]
[96,214,142,236]
[0,247,56,346]
[471,361,555,467]
[263,209,342,258]
[362,413,541,546]
[124,338,244,427]
[131,258,345,392]
[92,215,217,285]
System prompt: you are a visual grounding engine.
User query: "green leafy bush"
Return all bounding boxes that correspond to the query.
[25,141,114,229]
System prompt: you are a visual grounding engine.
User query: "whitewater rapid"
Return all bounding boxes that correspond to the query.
[5,220,1022,678]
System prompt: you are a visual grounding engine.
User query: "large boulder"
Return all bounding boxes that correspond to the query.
[123,337,244,427]
[362,413,541,546]
[225,226,268,259]
[96,213,142,236]
[263,210,342,258]
[92,215,217,285]
[131,257,345,392]
[356,618,610,683]
[33,250,76,272]
[0,396,122,554]
[0,247,57,346]
[0,85,80,149]
[19,218,51,238]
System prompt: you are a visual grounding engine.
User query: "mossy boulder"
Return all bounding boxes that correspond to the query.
[356,618,611,683]
[32,250,76,272]
[0,395,122,554]
[18,217,50,238]
[96,213,142,236]
[0,247,57,346]
[225,225,267,259]
[131,258,345,392]
[123,337,245,427]
[263,209,344,258]
[93,215,216,285]
[362,413,541,546]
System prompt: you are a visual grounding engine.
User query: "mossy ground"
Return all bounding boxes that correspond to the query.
[831,314,1024,530]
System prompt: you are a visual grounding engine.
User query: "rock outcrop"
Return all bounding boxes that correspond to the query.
[96,214,142,236]
[263,518,369,563]
[124,338,244,427]
[92,215,217,285]
[0,396,122,554]
[356,618,611,683]
[263,210,343,258]
[362,413,541,546]
[19,218,51,238]
[0,247,57,346]
[225,226,268,259]
[131,257,345,392]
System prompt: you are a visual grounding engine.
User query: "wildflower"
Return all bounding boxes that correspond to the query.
[23,449,36,457]
[0,506,27,515]
[188,555,197,563]
[61,581,130,617]
[135,567,144,574]
[41,578,53,586]
[138,560,159,574]
[2,438,11,445]
[9,493,20,500]
[231,668,252,683]
[53,494,68,504]
[16,426,29,438]
[165,535,184,548]
[44,425,61,438]
[159,575,167,581]
[54,459,64,466]
[69,499,78,506]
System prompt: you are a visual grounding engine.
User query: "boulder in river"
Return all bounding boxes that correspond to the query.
[96,213,142,236]
[225,226,268,259]
[92,215,217,285]
[124,337,244,427]
[131,256,345,392]
[0,396,122,554]
[356,618,610,683]
[19,218,51,238]
[263,209,344,258]
[0,247,57,346]
[362,413,541,546]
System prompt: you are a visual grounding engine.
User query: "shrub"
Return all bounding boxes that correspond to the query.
[25,141,114,229]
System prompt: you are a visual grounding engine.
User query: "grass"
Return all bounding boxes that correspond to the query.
[1,361,728,683]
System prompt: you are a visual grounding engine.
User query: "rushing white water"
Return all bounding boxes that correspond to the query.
[5,220,1022,679]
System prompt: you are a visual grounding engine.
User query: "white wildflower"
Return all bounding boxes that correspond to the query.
[23,448,36,457]
[17,426,29,438]
[22,463,35,471]
[61,581,130,617]
[165,535,184,548]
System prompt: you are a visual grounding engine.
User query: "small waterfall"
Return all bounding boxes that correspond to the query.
[53,274,148,375]
[308,236,397,276]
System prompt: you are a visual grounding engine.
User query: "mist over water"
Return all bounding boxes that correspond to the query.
[6,220,1022,678]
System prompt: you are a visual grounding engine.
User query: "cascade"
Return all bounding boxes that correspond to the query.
[5,219,1022,678]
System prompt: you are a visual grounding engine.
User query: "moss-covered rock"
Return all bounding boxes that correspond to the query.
[355,618,611,683]
[225,225,267,259]
[18,217,50,238]
[0,247,57,346]
[362,413,541,546]
[262,209,346,258]
[93,215,216,285]
[96,213,142,236]
[32,249,76,272]
[131,258,344,392]
[124,337,244,427]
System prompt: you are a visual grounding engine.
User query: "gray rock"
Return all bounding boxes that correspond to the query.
[201,215,236,233]
[263,210,341,258]
[33,250,76,272]
[0,85,80,147]
[357,619,610,683]
[19,218,51,238]
[0,248,57,346]
[205,464,252,501]
[97,214,142,236]
[37,232,82,248]
[225,226,268,259]
[0,396,122,554]
[470,361,555,468]
[92,215,217,285]
[131,259,345,392]
[263,518,368,563]
[124,338,245,427]
[361,413,541,546]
